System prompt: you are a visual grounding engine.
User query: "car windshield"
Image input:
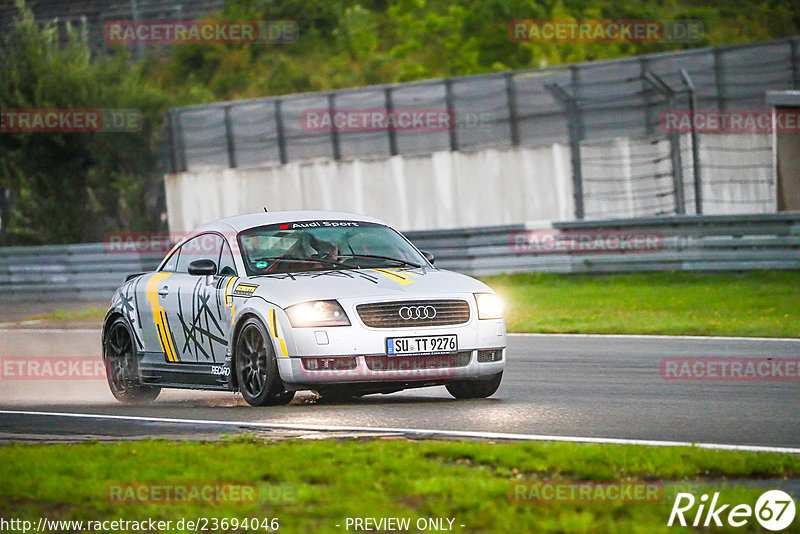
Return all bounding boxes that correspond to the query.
[237,220,428,275]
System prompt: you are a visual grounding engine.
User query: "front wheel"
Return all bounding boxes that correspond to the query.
[446,372,503,399]
[103,318,160,403]
[234,318,295,406]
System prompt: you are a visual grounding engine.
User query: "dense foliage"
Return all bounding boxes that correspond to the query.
[0,1,174,243]
[152,0,800,100]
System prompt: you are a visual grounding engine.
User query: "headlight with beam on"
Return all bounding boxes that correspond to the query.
[285,300,351,327]
[475,293,503,320]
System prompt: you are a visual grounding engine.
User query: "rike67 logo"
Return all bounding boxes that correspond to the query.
[668,490,796,531]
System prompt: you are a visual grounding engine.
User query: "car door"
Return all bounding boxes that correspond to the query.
[133,246,181,362]
[166,233,236,364]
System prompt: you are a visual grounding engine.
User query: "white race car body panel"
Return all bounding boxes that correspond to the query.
[104,210,506,395]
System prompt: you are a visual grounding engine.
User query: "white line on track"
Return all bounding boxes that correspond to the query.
[508,333,800,342]
[1,409,798,454]
[0,329,98,333]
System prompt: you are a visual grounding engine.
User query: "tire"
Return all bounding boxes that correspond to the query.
[234,317,295,406]
[103,317,161,404]
[445,372,503,399]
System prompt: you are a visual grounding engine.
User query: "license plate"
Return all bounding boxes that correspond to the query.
[386,335,457,355]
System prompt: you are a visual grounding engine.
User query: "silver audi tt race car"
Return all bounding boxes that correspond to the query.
[102,211,506,406]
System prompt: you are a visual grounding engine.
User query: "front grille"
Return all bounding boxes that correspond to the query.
[477,349,503,363]
[301,357,358,371]
[357,299,471,328]
[365,352,472,371]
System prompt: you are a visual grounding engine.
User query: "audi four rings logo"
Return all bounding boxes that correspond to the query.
[399,305,437,320]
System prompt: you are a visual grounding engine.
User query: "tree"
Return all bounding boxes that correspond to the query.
[0,0,172,244]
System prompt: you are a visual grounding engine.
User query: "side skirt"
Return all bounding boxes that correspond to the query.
[138,352,234,391]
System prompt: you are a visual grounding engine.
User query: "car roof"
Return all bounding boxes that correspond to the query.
[190,210,389,235]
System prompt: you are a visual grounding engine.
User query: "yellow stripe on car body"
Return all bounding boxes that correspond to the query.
[146,272,178,362]
[267,308,289,357]
[370,268,416,285]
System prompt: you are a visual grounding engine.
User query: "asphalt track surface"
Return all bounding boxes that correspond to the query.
[0,328,798,450]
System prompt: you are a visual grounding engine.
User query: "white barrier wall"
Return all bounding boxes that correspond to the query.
[164,134,776,233]
[696,133,776,214]
[580,134,775,218]
[164,144,574,233]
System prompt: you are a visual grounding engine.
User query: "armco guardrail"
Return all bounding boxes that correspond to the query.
[405,212,800,276]
[0,213,798,302]
[0,243,163,302]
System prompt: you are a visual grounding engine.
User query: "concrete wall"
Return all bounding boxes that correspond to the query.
[580,133,776,218]
[164,144,574,233]
[164,134,776,233]
[695,133,776,214]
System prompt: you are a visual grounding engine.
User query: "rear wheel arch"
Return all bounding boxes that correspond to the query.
[103,316,160,403]
[102,311,125,344]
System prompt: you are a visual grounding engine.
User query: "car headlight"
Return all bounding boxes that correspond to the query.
[475,293,503,320]
[285,300,351,327]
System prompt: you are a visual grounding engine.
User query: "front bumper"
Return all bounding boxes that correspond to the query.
[271,294,507,387]
[278,348,505,388]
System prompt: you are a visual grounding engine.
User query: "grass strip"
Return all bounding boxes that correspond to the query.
[1,439,798,533]
[483,271,800,337]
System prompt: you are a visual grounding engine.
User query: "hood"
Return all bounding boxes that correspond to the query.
[243,267,492,308]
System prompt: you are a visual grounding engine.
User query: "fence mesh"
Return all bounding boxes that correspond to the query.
[166,38,799,219]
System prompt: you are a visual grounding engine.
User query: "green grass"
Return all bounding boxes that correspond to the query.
[482,271,800,337]
[25,307,108,323]
[1,439,798,533]
[22,271,800,337]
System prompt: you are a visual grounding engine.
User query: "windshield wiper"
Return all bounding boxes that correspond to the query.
[335,253,420,268]
[254,256,354,270]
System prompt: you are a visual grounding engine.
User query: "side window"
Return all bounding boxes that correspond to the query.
[218,240,237,276]
[161,248,179,272]
[175,233,223,273]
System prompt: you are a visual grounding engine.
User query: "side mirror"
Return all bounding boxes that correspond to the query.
[421,250,435,264]
[188,259,217,276]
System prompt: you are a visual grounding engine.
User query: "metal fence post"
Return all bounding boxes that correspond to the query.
[444,78,459,151]
[713,47,726,111]
[0,188,9,246]
[327,93,341,160]
[644,71,685,215]
[385,87,398,156]
[668,123,685,215]
[790,38,800,90]
[273,99,288,164]
[131,0,145,60]
[640,57,657,134]
[680,68,702,215]
[165,110,177,173]
[504,72,520,146]
[171,109,187,173]
[545,82,584,219]
[223,105,237,169]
